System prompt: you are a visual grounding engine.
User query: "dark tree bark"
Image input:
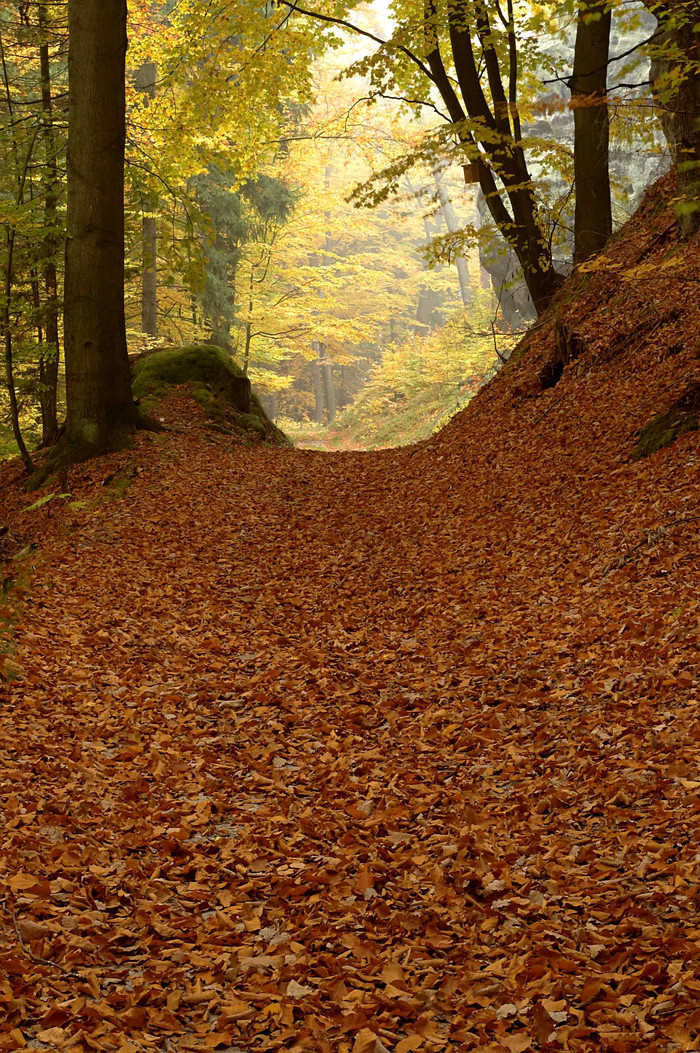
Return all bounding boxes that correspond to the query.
[423,0,563,315]
[62,0,137,459]
[647,1,699,239]
[0,30,35,472]
[3,226,35,473]
[570,0,613,265]
[37,5,61,445]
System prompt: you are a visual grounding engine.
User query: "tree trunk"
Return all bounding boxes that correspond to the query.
[311,353,324,423]
[406,168,473,308]
[322,354,336,422]
[672,13,700,238]
[38,9,60,446]
[647,3,699,239]
[135,61,158,336]
[3,229,35,472]
[0,30,35,471]
[141,213,158,336]
[571,0,612,265]
[424,0,563,315]
[63,0,137,458]
[243,321,251,375]
[434,168,472,306]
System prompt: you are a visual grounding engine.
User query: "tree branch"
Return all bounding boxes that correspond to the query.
[275,0,436,83]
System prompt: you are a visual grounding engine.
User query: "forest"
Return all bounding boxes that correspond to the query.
[0,0,699,1051]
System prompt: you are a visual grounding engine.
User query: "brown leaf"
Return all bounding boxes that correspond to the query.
[352,1029,389,1053]
[395,1037,423,1053]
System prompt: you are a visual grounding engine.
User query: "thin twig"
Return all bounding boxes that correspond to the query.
[2,898,84,980]
[532,385,572,425]
[602,515,700,577]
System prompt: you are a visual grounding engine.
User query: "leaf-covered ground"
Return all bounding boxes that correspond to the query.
[1,178,700,1053]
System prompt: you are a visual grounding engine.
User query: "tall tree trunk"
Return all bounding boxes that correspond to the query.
[243,321,251,375]
[423,0,563,315]
[135,61,158,336]
[38,7,60,446]
[404,173,441,328]
[141,212,158,336]
[647,2,699,239]
[672,13,700,238]
[406,169,473,308]
[311,355,324,424]
[571,0,613,265]
[433,168,472,306]
[0,30,35,471]
[62,0,137,459]
[321,352,336,422]
[3,228,35,472]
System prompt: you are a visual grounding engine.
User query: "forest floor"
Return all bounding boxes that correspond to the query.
[1,177,700,1053]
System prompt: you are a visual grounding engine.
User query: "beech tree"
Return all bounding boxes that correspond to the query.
[570,0,613,265]
[645,0,699,238]
[281,0,669,309]
[281,0,566,314]
[59,0,138,466]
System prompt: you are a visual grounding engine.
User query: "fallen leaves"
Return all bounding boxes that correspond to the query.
[1,183,700,1051]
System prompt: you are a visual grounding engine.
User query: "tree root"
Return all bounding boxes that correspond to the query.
[25,411,167,491]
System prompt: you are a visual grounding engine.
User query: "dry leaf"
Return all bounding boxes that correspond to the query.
[352,1028,389,1053]
[286,979,313,999]
[502,1036,532,1053]
[395,1037,423,1053]
[2,190,698,1053]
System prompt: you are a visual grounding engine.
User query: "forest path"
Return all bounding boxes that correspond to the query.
[2,371,700,1052]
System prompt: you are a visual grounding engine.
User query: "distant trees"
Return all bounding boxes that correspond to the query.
[0,0,67,469]
[2,0,322,469]
[281,0,689,308]
[0,0,693,467]
[281,0,571,312]
[190,169,296,358]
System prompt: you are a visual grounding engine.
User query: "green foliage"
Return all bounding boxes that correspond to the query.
[188,167,297,347]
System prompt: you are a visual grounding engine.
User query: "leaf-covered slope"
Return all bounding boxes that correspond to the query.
[0,174,699,1053]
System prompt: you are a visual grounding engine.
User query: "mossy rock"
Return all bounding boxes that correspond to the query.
[631,384,700,461]
[133,344,251,412]
[131,344,290,446]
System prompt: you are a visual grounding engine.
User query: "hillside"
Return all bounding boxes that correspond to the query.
[0,174,699,1053]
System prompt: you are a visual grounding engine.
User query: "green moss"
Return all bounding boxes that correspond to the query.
[239,412,266,437]
[132,344,290,446]
[107,473,133,500]
[132,344,250,408]
[632,385,700,461]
